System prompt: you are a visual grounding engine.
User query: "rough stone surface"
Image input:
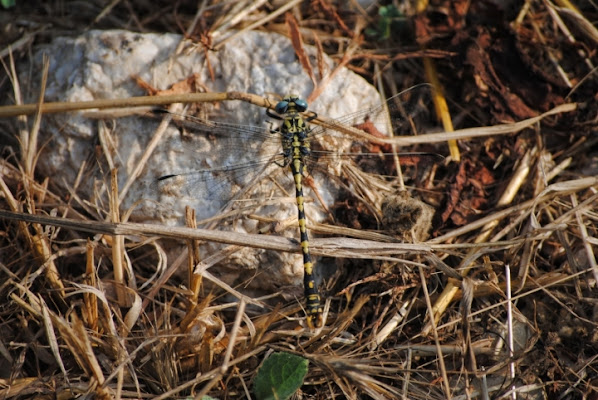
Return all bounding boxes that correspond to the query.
[23,29,382,299]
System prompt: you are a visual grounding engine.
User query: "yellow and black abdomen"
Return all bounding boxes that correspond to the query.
[278,103,322,328]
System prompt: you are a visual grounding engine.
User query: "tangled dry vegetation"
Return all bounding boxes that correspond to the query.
[1,1,597,399]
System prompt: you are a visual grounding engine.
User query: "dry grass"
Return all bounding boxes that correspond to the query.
[1,1,598,399]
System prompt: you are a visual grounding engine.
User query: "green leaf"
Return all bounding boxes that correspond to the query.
[366,4,406,41]
[253,352,309,400]
[1,0,16,8]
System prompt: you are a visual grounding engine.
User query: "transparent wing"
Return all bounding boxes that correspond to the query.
[306,84,439,178]
[154,84,440,218]
[310,83,435,140]
[151,107,287,212]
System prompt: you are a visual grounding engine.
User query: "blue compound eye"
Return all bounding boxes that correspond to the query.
[275,100,288,114]
[295,98,308,112]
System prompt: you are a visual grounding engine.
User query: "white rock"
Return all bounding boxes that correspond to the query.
[24,29,382,300]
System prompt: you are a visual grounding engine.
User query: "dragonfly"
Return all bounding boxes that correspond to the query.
[154,84,438,328]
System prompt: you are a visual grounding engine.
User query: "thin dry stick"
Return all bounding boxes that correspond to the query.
[423,56,460,161]
[0,90,576,148]
[0,209,436,258]
[424,146,536,334]
[0,28,40,59]
[186,207,202,302]
[22,55,46,176]
[221,299,246,373]
[93,0,125,26]
[402,347,412,400]
[200,270,265,308]
[428,198,535,244]
[0,91,276,117]
[418,266,452,399]
[172,1,208,56]
[109,168,127,305]
[193,244,242,275]
[373,299,413,349]
[141,250,187,312]
[214,0,301,50]
[549,3,596,70]
[213,0,268,37]
[212,0,278,48]
[571,193,598,282]
[40,297,69,382]
[505,265,516,400]
[529,10,572,87]
[84,239,99,332]
[314,102,577,146]
[118,103,178,203]
[15,55,67,297]
[152,345,268,400]
[376,64,406,191]
[422,268,592,339]
[193,298,247,400]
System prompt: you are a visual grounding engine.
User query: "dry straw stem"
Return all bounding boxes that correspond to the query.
[425,174,598,333]
[84,239,99,332]
[418,266,451,399]
[5,205,562,284]
[0,172,567,270]
[2,53,67,297]
[0,91,277,118]
[422,54,460,162]
[10,282,112,397]
[0,209,435,260]
[427,267,592,343]
[210,0,305,50]
[193,298,247,399]
[0,87,577,236]
[425,145,537,332]
[0,90,577,144]
[108,168,127,306]
[185,206,202,301]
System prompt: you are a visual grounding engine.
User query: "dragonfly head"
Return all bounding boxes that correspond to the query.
[275,94,308,114]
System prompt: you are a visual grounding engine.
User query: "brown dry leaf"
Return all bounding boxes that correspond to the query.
[0,378,39,398]
[465,28,538,121]
[52,311,106,387]
[134,73,206,96]
[413,0,470,45]
[132,75,159,95]
[442,158,495,225]
[199,32,215,81]
[285,12,316,85]
[314,0,353,38]
[312,29,326,81]
[463,26,568,121]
